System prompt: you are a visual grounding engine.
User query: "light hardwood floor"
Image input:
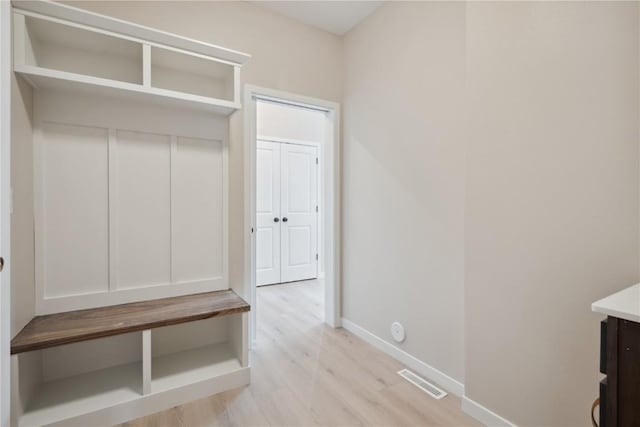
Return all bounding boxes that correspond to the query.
[120,280,480,426]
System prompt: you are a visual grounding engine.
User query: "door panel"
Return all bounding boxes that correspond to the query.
[281,143,318,282]
[287,225,312,266]
[256,141,280,286]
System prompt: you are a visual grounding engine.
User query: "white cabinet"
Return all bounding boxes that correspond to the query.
[13,2,249,115]
[9,2,251,425]
[12,312,249,427]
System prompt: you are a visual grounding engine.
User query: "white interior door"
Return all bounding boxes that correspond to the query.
[256,140,281,286]
[281,143,318,283]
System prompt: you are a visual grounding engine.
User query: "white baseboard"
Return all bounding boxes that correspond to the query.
[340,317,464,397]
[339,318,516,427]
[462,396,517,427]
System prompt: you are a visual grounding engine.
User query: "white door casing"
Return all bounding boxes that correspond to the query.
[256,140,317,286]
[256,140,281,286]
[280,143,317,283]
[245,86,341,347]
[0,1,10,424]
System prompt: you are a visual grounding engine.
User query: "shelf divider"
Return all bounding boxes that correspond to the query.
[143,44,151,87]
[143,330,151,395]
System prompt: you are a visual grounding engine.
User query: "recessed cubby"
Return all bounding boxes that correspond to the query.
[151,315,245,394]
[150,46,235,101]
[19,14,143,84]
[13,333,144,427]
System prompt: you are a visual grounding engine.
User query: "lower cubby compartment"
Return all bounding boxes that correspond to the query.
[150,313,248,394]
[12,332,143,427]
[152,342,241,393]
[12,313,249,426]
[20,362,142,427]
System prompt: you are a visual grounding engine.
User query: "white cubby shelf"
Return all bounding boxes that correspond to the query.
[10,2,252,425]
[12,291,249,426]
[19,360,144,427]
[13,2,250,115]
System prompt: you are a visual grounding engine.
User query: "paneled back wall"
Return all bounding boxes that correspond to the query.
[34,89,228,314]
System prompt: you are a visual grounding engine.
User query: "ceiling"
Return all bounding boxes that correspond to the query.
[249,1,384,36]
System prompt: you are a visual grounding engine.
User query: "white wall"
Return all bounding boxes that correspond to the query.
[344,1,639,425]
[342,2,466,383]
[464,2,639,425]
[257,100,326,277]
[257,101,325,143]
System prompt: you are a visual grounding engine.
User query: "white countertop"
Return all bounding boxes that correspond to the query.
[592,284,640,323]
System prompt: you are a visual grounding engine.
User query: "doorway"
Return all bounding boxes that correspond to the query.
[243,86,340,347]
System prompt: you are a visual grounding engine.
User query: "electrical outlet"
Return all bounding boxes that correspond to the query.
[391,321,405,343]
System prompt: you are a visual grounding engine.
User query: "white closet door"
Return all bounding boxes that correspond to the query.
[281,143,318,283]
[256,140,281,286]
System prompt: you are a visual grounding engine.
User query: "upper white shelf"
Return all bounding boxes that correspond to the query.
[12,1,251,115]
[592,283,640,323]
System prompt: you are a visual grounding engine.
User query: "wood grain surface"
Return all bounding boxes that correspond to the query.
[11,290,249,354]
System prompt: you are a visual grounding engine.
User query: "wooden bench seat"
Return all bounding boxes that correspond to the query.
[11,290,250,354]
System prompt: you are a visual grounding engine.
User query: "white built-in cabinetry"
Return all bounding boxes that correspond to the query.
[13,1,244,114]
[13,314,248,427]
[10,2,251,426]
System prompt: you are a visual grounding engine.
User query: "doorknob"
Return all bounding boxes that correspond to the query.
[273,217,280,223]
[282,217,288,222]
[0,257,4,272]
